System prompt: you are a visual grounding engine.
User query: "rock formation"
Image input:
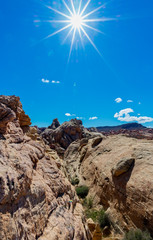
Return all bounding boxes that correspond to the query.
[41,119,102,157]
[0,95,91,240]
[64,135,153,236]
[0,95,31,134]
[48,118,60,130]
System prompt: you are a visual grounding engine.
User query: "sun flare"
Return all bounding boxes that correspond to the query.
[37,0,115,59]
[70,14,83,29]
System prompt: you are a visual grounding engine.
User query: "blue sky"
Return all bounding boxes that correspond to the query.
[1,0,153,127]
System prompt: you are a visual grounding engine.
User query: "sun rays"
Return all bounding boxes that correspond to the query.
[37,0,115,59]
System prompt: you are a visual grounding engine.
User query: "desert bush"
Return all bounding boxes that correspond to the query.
[83,196,93,209]
[88,197,93,209]
[76,185,89,198]
[85,209,100,222]
[123,228,152,240]
[71,177,79,186]
[98,209,111,229]
[85,208,111,230]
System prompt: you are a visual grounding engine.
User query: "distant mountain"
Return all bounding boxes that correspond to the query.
[89,123,146,133]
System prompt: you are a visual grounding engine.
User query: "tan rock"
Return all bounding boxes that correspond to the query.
[41,119,103,157]
[93,224,102,240]
[87,218,96,233]
[111,158,135,177]
[0,95,91,240]
[87,219,102,240]
[64,135,153,235]
[0,95,31,131]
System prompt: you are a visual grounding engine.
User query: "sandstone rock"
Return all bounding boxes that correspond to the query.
[111,158,135,177]
[87,218,96,233]
[87,219,102,240]
[64,135,153,236]
[92,137,103,148]
[26,126,40,141]
[41,118,103,157]
[0,96,91,240]
[48,118,60,129]
[0,95,31,139]
[0,95,31,129]
[93,224,102,240]
[0,102,16,134]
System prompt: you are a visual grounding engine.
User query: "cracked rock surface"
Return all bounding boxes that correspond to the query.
[0,95,91,240]
[64,135,153,235]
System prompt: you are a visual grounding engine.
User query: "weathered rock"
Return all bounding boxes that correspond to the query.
[93,224,102,240]
[111,158,135,177]
[41,119,103,157]
[0,95,91,240]
[87,218,96,233]
[64,135,153,236]
[26,126,41,141]
[91,137,103,148]
[0,102,16,134]
[87,219,102,240]
[0,95,31,128]
[0,95,31,135]
[48,118,60,130]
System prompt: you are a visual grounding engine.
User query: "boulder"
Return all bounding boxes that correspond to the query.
[111,158,135,177]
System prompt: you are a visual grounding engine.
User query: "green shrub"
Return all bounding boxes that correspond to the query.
[85,208,111,230]
[85,209,100,222]
[76,185,89,198]
[71,177,79,186]
[98,209,111,229]
[123,229,152,240]
[83,196,93,209]
[88,197,93,209]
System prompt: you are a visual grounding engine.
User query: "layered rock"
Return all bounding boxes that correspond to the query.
[64,135,153,236]
[41,119,102,157]
[0,95,91,240]
[0,95,31,133]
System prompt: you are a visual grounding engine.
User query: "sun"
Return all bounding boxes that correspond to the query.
[36,0,114,59]
[70,14,83,29]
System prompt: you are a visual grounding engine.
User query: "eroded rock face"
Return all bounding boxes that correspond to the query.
[0,95,91,240]
[41,119,103,157]
[0,95,31,134]
[64,135,153,236]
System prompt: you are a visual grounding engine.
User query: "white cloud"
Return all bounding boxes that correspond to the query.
[65,113,71,117]
[65,113,76,117]
[76,117,84,120]
[41,78,50,83]
[115,98,122,103]
[41,79,60,84]
[114,108,153,124]
[127,100,133,103]
[52,80,60,84]
[138,102,141,105]
[89,117,98,120]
